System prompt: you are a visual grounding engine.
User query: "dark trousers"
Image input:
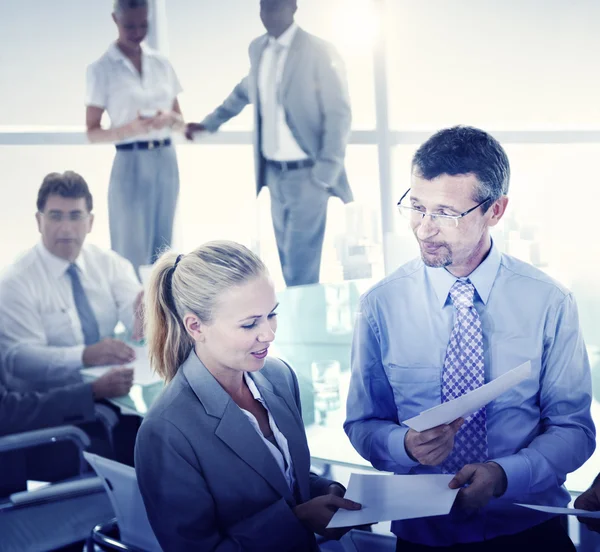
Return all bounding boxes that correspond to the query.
[395,518,576,552]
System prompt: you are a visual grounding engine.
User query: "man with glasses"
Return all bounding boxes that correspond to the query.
[0,171,143,389]
[345,126,594,550]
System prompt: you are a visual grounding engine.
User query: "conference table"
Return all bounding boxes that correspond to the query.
[82,277,600,488]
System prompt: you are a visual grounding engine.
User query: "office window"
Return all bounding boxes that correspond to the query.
[296,0,376,129]
[386,0,600,129]
[166,0,262,130]
[175,144,257,253]
[0,145,115,268]
[167,0,375,130]
[0,0,114,126]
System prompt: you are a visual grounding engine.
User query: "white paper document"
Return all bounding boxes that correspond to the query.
[403,361,532,432]
[516,503,600,519]
[327,473,459,528]
[80,345,162,386]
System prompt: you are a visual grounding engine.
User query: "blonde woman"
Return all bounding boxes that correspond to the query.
[135,241,361,551]
[85,0,184,272]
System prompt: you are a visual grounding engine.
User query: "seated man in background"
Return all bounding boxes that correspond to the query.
[0,171,143,389]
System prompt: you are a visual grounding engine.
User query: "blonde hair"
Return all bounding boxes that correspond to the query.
[145,241,267,383]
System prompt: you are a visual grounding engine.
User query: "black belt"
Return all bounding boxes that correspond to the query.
[266,158,314,171]
[116,138,172,151]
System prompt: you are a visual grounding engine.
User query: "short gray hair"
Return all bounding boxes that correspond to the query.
[113,0,148,15]
[411,126,510,211]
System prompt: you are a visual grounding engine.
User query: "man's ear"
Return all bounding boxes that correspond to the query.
[487,196,509,228]
[35,212,42,234]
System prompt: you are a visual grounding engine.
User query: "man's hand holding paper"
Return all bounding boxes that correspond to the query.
[404,418,464,466]
[449,462,507,510]
[402,361,532,433]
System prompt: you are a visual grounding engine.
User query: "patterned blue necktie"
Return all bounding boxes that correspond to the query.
[441,279,488,474]
[66,264,100,346]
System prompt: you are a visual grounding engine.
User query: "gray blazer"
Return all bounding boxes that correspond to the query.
[201,27,353,204]
[135,353,335,552]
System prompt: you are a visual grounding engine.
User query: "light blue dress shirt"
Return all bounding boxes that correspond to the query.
[344,243,595,546]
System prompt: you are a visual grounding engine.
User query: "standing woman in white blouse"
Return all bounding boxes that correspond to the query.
[135,241,361,551]
[85,0,184,272]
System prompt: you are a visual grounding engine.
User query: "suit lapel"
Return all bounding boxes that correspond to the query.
[250,371,311,503]
[214,401,294,503]
[182,353,294,504]
[280,29,308,100]
[250,36,269,106]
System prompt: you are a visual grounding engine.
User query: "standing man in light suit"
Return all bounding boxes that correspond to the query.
[186,0,352,287]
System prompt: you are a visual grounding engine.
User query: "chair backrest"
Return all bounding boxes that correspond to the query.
[83,452,161,552]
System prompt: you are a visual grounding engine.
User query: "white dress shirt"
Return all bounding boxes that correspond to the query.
[86,42,183,144]
[240,372,296,493]
[0,242,142,385]
[258,23,309,162]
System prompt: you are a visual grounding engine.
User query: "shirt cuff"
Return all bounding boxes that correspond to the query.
[328,482,347,495]
[388,426,420,469]
[65,345,87,369]
[490,453,531,500]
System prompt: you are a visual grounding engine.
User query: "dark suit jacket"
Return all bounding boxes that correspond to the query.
[201,26,353,205]
[135,353,335,552]
[0,372,96,496]
[0,378,95,437]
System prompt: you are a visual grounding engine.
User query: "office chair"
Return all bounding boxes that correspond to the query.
[0,426,114,552]
[84,451,161,552]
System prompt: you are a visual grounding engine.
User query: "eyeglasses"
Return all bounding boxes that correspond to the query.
[40,211,90,223]
[396,188,492,228]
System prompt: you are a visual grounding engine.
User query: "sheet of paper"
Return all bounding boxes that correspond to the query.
[80,345,162,386]
[515,503,600,519]
[327,473,459,528]
[403,361,532,432]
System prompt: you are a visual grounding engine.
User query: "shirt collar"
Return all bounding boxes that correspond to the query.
[268,22,299,49]
[36,241,86,279]
[425,240,502,309]
[244,372,266,405]
[107,41,151,62]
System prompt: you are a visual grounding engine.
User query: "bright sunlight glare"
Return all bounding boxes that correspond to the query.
[330,0,380,52]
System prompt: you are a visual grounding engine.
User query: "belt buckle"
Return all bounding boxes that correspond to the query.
[148,141,155,150]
